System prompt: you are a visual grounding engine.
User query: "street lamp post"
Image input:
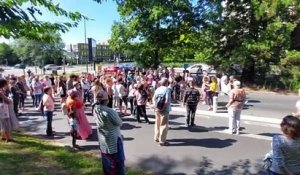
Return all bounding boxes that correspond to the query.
[84,18,88,73]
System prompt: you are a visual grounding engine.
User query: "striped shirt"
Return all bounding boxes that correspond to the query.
[270,135,300,174]
[184,88,200,105]
[94,105,122,154]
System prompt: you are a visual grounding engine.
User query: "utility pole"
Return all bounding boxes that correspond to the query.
[84,18,88,73]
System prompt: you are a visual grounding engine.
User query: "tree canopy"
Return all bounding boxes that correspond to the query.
[0,0,103,42]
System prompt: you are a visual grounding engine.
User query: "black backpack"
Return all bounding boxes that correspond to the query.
[155,89,168,111]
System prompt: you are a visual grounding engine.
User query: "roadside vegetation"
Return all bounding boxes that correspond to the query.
[0,132,145,175]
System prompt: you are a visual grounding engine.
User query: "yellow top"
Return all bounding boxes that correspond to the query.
[210,82,218,92]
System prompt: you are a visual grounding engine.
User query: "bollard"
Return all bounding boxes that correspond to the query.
[213,96,218,113]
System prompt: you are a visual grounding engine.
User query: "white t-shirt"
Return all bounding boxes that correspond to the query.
[116,84,125,97]
[43,94,54,111]
[32,80,43,95]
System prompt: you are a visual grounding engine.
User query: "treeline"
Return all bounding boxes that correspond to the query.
[109,0,300,90]
[0,33,65,67]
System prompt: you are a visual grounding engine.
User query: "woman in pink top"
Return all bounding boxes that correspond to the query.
[134,84,150,124]
[42,86,55,136]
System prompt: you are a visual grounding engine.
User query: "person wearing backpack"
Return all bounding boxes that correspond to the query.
[183,81,201,127]
[152,78,171,146]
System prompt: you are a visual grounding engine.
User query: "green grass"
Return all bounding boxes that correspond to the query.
[0,132,146,175]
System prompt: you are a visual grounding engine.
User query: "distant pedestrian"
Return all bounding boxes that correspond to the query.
[207,76,218,111]
[134,84,150,124]
[225,81,246,134]
[153,78,172,146]
[183,81,201,127]
[42,86,55,136]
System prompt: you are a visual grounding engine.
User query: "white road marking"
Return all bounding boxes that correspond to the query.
[171,107,281,125]
[243,121,280,128]
[213,130,272,141]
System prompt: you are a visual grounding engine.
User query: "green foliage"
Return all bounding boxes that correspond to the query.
[0,42,18,65]
[0,0,103,42]
[112,0,196,68]
[11,32,65,66]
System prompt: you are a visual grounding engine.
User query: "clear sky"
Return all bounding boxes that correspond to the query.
[0,0,120,44]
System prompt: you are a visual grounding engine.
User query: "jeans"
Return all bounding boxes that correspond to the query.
[34,94,42,108]
[129,97,136,115]
[19,94,26,108]
[267,170,282,175]
[13,97,19,115]
[136,105,149,123]
[186,104,197,125]
[45,111,53,136]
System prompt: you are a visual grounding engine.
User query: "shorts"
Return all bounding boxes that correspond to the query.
[119,96,128,107]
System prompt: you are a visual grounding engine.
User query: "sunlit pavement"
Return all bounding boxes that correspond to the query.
[18,96,286,175]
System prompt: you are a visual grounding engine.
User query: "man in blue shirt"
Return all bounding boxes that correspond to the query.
[152,78,171,146]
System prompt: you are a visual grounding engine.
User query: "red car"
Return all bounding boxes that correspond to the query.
[103,66,120,75]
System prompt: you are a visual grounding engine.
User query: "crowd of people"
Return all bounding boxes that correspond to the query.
[0,65,299,174]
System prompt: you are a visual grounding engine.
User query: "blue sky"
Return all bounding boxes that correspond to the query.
[51,0,120,44]
[0,0,120,44]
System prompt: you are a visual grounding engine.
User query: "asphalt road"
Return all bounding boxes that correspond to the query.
[3,64,299,121]
[195,92,299,119]
[19,97,279,175]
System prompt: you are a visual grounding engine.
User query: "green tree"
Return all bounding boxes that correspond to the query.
[13,33,65,67]
[214,0,300,83]
[113,0,196,68]
[0,42,18,65]
[0,0,103,41]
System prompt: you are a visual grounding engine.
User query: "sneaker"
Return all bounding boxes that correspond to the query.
[130,114,134,118]
[236,130,240,135]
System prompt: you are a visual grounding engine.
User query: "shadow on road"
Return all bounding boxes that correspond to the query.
[167,138,237,148]
[135,155,265,175]
[121,123,142,130]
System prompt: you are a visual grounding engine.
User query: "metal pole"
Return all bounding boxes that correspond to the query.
[84,19,88,73]
[63,56,66,74]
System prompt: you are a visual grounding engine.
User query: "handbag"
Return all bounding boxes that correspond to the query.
[263,157,272,170]
[0,102,9,119]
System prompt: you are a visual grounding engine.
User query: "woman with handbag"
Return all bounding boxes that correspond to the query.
[0,78,19,142]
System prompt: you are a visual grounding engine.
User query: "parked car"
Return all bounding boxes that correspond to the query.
[44,64,62,71]
[118,63,136,72]
[14,64,26,69]
[173,63,216,75]
[103,66,119,75]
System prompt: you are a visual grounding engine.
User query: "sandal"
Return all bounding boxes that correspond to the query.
[159,141,170,146]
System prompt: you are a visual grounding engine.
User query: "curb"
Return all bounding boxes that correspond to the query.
[171,107,282,125]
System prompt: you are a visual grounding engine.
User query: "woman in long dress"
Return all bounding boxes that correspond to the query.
[66,89,92,140]
[0,78,19,142]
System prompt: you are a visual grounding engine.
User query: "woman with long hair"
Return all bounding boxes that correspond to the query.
[57,76,67,103]
[0,78,19,142]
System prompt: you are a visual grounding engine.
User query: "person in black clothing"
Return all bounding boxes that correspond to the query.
[183,81,201,127]
[9,77,21,116]
[17,76,27,111]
